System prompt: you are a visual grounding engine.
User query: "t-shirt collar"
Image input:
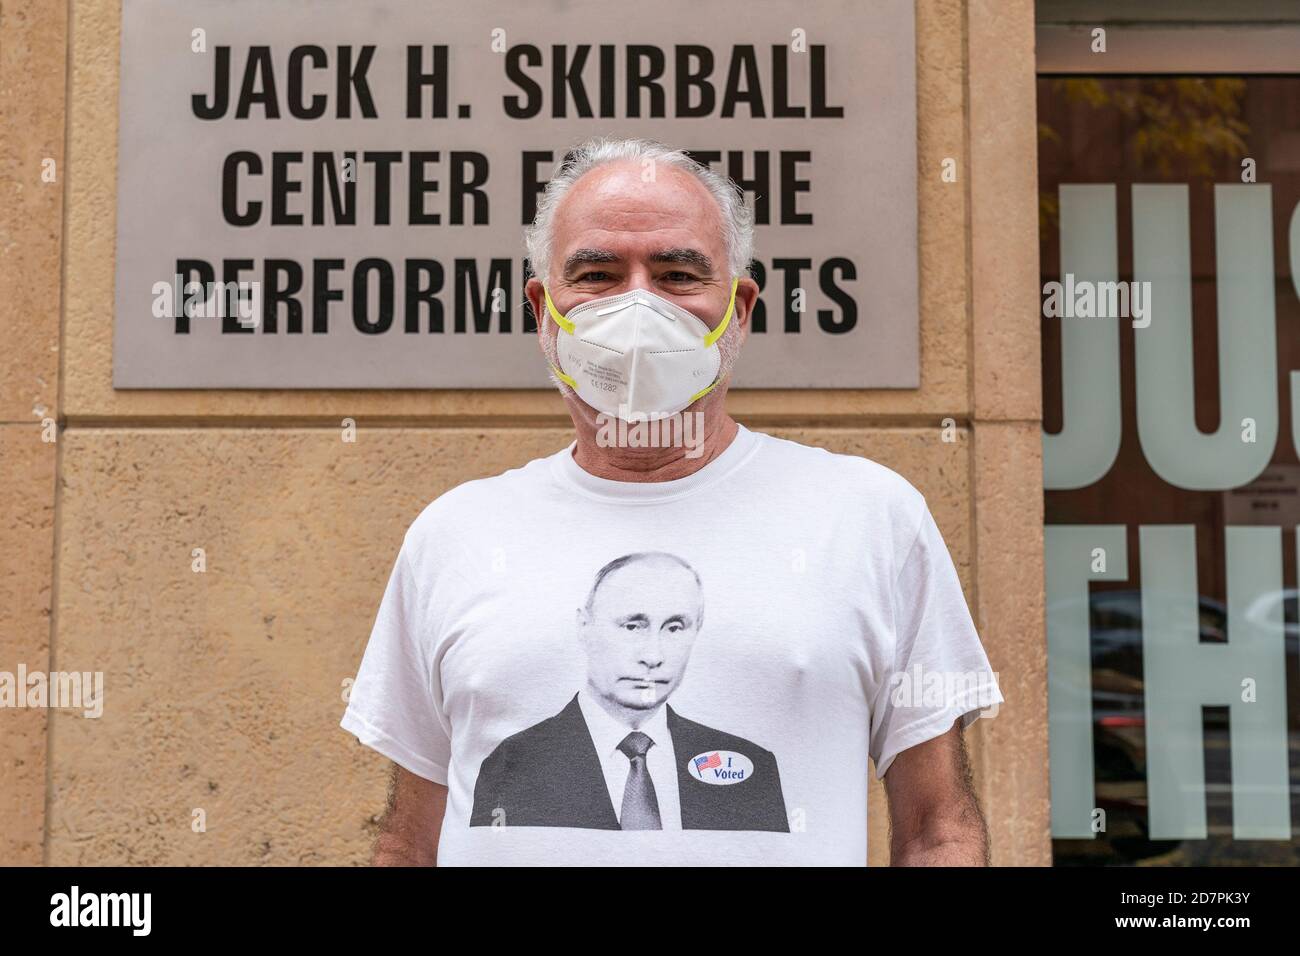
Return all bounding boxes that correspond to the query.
[550,423,761,504]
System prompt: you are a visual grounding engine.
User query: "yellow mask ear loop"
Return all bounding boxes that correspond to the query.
[550,364,578,388]
[542,285,575,335]
[541,285,578,387]
[703,277,740,348]
[687,379,720,403]
[689,277,742,403]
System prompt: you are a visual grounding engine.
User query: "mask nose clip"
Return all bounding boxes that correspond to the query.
[594,291,670,319]
[595,300,634,318]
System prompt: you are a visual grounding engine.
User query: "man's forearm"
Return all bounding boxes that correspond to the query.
[890,831,989,866]
[369,766,446,866]
[890,803,991,866]
[371,830,437,866]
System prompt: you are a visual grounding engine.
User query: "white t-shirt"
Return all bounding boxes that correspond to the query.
[341,424,1003,865]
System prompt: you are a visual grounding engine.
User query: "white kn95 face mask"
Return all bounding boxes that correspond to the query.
[542,278,740,420]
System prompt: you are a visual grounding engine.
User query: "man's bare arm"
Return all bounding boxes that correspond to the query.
[372,764,448,866]
[883,719,990,866]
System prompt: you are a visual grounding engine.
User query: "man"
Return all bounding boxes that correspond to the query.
[342,137,1003,866]
[468,551,788,831]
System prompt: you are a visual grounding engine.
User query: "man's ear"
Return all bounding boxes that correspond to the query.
[733,276,760,336]
[526,276,548,347]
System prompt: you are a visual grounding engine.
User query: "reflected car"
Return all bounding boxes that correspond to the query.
[1051,588,1300,865]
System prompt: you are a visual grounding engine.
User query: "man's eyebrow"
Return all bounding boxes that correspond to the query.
[650,248,713,271]
[563,249,621,274]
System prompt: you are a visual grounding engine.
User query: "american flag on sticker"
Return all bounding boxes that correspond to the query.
[694,752,722,776]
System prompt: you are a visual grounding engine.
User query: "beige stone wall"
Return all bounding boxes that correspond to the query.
[1,0,66,866]
[1,0,1048,865]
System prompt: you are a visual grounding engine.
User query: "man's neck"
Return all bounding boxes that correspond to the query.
[569,411,740,483]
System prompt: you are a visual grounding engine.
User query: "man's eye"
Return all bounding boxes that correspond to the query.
[623,622,642,631]
[663,272,698,283]
[666,622,683,633]
[577,272,611,282]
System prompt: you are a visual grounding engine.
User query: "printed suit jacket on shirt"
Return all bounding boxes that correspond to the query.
[469,694,789,832]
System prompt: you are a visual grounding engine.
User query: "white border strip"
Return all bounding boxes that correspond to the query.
[1037,24,1300,73]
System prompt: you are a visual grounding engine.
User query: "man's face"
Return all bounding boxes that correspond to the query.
[527,161,756,414]
[579,560,703,712]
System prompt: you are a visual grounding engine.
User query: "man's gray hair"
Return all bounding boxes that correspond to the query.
[524,137,754,283]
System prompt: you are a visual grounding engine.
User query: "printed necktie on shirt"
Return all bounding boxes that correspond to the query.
[617,731,662,830]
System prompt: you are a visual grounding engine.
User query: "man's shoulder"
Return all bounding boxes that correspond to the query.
[403,447,563,540]
[749,429,926,514]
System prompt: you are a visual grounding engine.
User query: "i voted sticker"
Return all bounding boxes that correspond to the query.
[689,751,753,785]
